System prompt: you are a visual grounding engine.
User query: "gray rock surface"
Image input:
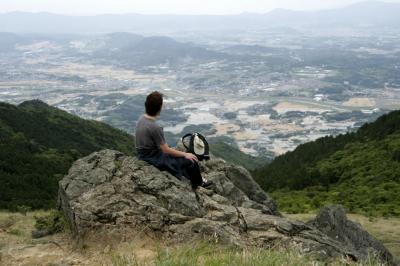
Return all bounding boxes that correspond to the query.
[308,205,395,265]
[58,150,395,264]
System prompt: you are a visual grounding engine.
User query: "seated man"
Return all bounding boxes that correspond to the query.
[135,91,212,189]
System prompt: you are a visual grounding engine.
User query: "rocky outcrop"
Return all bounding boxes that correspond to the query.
[308,205,395,265]
[58,150,395,264]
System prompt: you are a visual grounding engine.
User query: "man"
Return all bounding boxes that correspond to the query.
[135,91,212,189]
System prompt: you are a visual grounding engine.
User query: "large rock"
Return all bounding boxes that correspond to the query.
[308,205,395,265]
[58,150,395,264]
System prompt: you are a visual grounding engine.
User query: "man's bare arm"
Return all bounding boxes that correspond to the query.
[160,143,198,162]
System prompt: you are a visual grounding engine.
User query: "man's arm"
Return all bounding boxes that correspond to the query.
[160,143,198,162]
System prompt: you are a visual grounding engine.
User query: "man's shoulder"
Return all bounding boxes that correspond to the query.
[137,115,151,125]
[137,115,162,129]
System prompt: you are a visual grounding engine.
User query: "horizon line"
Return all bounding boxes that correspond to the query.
[0,0,392,17]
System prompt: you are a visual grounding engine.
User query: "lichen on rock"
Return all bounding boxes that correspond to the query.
[58,149,396,265]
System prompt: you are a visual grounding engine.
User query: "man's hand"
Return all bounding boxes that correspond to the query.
[160,143,198,162]
[184,152,198,163]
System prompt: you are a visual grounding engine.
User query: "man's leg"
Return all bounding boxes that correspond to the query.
[185,161,203,189]
[153,152,211,189]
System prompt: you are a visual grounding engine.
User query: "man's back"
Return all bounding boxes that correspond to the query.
[135,115,166,151]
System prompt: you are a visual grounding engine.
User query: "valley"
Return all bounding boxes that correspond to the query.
[1,28,399,158]
[1,2,400,264]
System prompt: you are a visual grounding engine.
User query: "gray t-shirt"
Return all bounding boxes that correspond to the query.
[135,115,166,150]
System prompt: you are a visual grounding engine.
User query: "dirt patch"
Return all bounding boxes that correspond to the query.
[215,123,241,135]
[234,130,259,141]
[273,102,327,114]
[0,211,162,266]
[0,229,160,266]
[262,123,301,132]
[223,100,263,112]
[343,98,376,107]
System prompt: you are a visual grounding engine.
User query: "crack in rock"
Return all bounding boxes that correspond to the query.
[58,150,396,265]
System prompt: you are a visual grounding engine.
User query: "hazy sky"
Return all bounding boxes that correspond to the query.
[1,0,400,15]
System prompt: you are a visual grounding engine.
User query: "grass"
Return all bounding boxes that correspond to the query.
[111,253,140,266]
[286,212,400,260]
[0,210,43,245]
[0,210,397,265]
[8,228,24,236]
[107,242,316,266]
[0,213,17,230]
[154,243,316,266]
[108,241,385,266]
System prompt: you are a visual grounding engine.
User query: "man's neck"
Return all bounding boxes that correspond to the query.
[144,114,157,121]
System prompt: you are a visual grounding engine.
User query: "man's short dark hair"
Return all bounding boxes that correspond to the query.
[145,91,163,116]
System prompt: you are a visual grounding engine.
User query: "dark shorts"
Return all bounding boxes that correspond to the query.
[137,149,203,189]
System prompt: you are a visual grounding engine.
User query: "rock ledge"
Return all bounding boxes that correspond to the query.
[58,150,395,265]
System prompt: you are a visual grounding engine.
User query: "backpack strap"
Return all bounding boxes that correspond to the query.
[196,133,210,160]
[181,133,193,150]
[181,132,210,161]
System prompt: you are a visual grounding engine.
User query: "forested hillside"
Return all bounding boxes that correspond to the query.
[0,100,262,210]
[0,100,136,210]
[254,110,400,216]
[210,143,267,171]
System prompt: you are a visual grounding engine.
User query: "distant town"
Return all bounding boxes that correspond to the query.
[1,25,399,158]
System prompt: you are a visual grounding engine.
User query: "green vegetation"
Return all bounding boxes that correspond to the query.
[254,110,400,217]
[210,143,268,171]
[0,210,48,243]
[0,99,265,211]
[0,213,17,230]
[110,241,383,266]
[33,210,68,234]
[111,253,140,266]
[0,210,395,265]
[0,100,136,210]
[152,243,313,266]
[286,212,400,259]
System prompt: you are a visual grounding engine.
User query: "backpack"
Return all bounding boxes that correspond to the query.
[181,132,210,161]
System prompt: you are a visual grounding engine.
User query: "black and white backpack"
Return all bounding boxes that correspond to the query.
[181,132,210,161]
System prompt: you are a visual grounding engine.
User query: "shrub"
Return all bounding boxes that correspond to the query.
[0,214,17,230]
[33,210,68,235]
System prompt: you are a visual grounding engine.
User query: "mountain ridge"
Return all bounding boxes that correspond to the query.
[1,1,395,17]
[1,1,399,33]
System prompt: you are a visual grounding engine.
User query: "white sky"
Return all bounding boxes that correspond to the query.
[0,0,399,15]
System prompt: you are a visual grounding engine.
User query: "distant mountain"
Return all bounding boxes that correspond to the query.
[0,32,22,52]
[101,32,144,50]
[268,1,400,27]
[91,33,222,66]
[0,31,223,66]
[222,45,285,56]
[253,110,400,216]
[0,32,81,52]
[0,100,136,210]
[1,1,399,33]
